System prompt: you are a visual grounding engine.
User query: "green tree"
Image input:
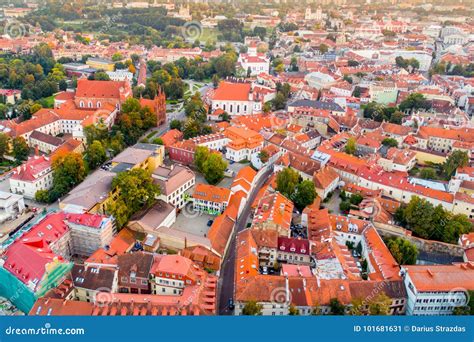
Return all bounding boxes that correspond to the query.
[85,140,107,170]
[94,72,111,81]
[242,301,263,315]
[382,138,398,148]
[153,138,164,145]
[108,168,160,228]
[443,150,469,179]
[202,153,227,185]
[399,93,430,112]
[276,167,300,198]
[340,201,351,213]
[318,43,329,54]
[349,194,363,206]
[185,93,206,122]
[453,291,474,315]
[170,119,183,131]
[12,137,29,162]
[219,112,231,122]
[386,237,418,265]
[194,146,210,173]
[345,137,357,155]
[293,180,317,211]
[389,111,404,124]
[35,189,52,203]
[0,133,8,160]
[49,152,87,201]
[329,298,345,315]
[368,293,392,315]
[259,150,269,163]
[420,167,437,180]
[288,305,300,315]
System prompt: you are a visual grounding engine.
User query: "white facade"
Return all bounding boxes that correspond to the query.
[106,70,134,82]
[0,191,25,223]
[402,269,470,316]
[9,163,53,200]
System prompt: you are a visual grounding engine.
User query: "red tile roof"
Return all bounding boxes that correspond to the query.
[10,155,51,182]
[212,82,251,101]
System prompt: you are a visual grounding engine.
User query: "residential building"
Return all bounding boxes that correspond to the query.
[9,156,53,199]
[117,252,154,294]
[401,263,474,315]
[71,264,118,303]
[313,166,340,200]
[153,164,196,209]
[252,192,294,236]
[193,184,231,215]
[224,126,264,162]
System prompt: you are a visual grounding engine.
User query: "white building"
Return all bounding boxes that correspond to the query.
[0,191,25,224]
[305,71,337,90]
[238,51,270,76]
[153,164,196,209]
[210,81,262,116]
[401,263,474,315]
[9,156,53,199]
[106,69,134,82]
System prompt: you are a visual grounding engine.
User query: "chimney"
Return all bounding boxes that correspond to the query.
[34,145,39,156]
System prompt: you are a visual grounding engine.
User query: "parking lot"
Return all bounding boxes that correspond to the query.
[170,204,216,237]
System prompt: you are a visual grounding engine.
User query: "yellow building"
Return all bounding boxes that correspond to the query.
[86,58,115,72]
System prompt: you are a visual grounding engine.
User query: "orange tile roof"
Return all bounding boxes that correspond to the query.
[193,184,231,204]
[313,166,339,190]
[212,81,251,101]
[253,192,294,231]
[417,126,474,143]
[404,263,474,292]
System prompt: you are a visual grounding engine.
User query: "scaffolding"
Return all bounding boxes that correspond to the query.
[0,261,72,314]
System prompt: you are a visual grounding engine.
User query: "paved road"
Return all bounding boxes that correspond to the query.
[218,167,273,315]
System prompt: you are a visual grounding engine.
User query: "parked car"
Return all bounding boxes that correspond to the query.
[207,219,214,227]
[228,298,235,310]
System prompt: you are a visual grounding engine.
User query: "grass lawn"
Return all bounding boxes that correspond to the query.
[200,28,219,43]
[38,96,55,108]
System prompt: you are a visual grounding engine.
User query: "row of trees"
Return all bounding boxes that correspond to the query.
[394,196,472,244]
[276,167,317,211]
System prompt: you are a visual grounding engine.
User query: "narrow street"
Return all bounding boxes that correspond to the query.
[218,167,273,315]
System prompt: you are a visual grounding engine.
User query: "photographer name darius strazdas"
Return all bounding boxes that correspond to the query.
[410,325,466,333]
